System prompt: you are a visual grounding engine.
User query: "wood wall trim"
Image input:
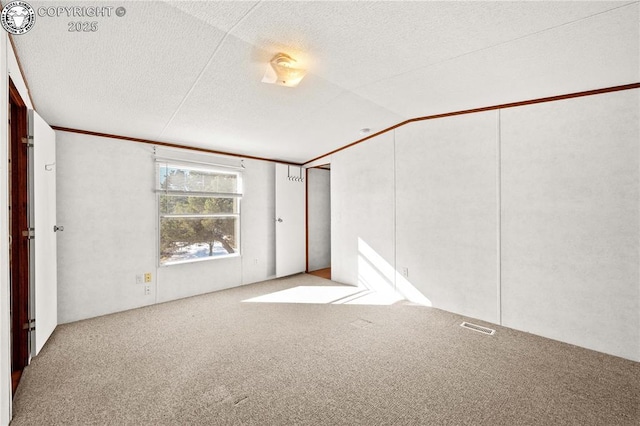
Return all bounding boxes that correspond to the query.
[20,75,640,168]
[51,126,304,166]
[303,82,640,166]
[8,78,25,108]
[305,167,309,273]
[8,34,35,109]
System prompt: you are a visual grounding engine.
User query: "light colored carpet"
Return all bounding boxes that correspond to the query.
[10,274,640,425]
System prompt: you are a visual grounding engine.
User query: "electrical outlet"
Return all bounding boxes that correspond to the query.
[144,285,151,295]
[254,258,258,265]
[135,274,143,284]
[144,273,152,283]
[401,267,409,278]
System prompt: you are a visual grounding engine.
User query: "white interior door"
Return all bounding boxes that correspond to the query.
[275,164,306,277]
[28,110,57,356]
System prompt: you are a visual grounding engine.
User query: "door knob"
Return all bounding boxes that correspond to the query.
[276,218,283,223]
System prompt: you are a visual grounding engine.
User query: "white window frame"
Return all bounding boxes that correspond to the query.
[155,159,242,266]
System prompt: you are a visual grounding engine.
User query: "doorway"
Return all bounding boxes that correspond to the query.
[8,79,30,394]
[306,165,331,279]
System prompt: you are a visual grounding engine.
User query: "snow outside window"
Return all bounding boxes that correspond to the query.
[156,161,242,265]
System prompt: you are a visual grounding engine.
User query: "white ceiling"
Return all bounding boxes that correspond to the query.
[10,1,639,164]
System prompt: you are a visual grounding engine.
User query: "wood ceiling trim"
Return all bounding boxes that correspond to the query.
[9,28,300,166]
[7,34,35,109]
[303,82,640,166]
[51,126,304,166]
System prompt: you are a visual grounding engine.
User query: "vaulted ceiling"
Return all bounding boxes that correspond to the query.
[10,1,639,164]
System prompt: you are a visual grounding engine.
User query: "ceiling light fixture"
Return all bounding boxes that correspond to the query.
[262,53,307,88]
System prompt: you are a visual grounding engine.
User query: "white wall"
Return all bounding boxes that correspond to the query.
[331,89,640,361]
[500,90,639,360]
[56,133,157,322]
[331,132,395,287]
[307,168,331,272]
[239,159,276,284]
[395,112,499,323]
[56,132,276,323]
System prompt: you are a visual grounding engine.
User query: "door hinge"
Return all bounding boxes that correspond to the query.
[22,228,34,239]
[22,136,33,147]
[22,319,35,331]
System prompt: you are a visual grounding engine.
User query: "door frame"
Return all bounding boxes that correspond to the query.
[8,78,30,392]
[305,164,331,274]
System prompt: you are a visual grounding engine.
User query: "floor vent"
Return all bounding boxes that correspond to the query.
[460,322,495,335]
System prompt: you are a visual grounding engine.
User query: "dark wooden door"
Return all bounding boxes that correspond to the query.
[9,79,30,394]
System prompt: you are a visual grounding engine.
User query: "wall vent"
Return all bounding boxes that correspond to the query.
[460,321,495,335]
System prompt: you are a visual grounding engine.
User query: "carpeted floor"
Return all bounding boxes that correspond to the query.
[10,274,640,425]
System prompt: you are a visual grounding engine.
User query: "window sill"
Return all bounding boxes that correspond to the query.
[160,252,241,267]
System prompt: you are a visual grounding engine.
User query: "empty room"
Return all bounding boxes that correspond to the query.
[1,1,639,424]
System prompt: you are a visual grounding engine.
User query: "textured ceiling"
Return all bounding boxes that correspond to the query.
[9,1,640,163]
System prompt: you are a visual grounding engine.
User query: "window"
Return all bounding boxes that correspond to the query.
[157,161,242,265]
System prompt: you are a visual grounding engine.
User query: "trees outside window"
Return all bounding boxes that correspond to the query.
[157,163,241,265]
